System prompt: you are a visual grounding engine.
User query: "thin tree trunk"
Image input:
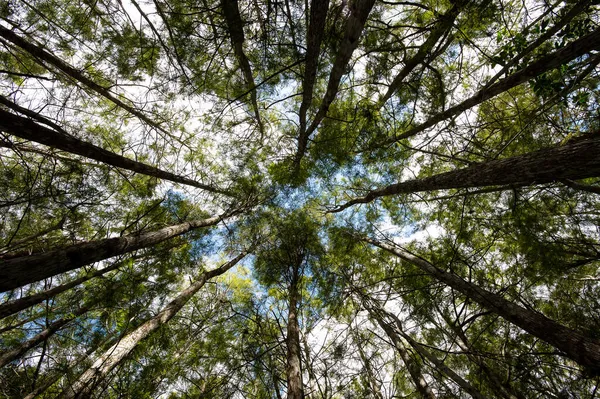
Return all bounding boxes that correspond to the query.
[59,252,247,399]
[364,301,437,399]
[295,0,376,169]
[377,0,466,107]
[0,99,232,196]
[330,133,600,212]
[0,213,228,292]
[0,303,92,368]
[0,26,170,138]
[220,0,265,137]
[286,266,304,399]
[364,237,600,373]
[374,26,600,147]
[0,258,125,320]
[350,327,384,399]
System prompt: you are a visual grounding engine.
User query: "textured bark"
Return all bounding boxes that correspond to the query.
[365,302,437,399]
[295,0,376,168]
[286,266,304,399]
[378,1,465,107]
[0,303,91,368]
[0,26,169,137]
[298,0,331,139]
[0,260,123,320]
[375,26,600,147]
[0,101,232,196]
[59,253,247,399]
[331,133,600,212]
[220,0,265,136]
[0,213,226,292]
[365,237,600,373]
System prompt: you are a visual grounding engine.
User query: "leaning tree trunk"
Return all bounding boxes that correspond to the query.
[0,212,229,292]
[59,252,247,399]
[363,301,437,399]
[0,100,232,196]
[331,133,600,212]
[286,264,304,399]
[0,302,92,368]
[364,237,600,374]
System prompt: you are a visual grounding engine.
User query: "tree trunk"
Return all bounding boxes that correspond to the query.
[0,259,124,320]
[286,266,304,399]
[298,0,331,139]
[0,99,232,196]
[295,0,376,169]
[59,252,247,398]
[220,0,265,137]
[364,301,437,399]
[0,303,92,368]
[364,237,600,373]
[350,327,384,399]
[0,213,226,292]
[331,133,600,212]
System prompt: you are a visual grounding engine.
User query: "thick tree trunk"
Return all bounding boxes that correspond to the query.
[0,303,92,368]
[59,252,247,399]
[364,301,437,399]
[377,27,600,146]
[0,100,232,196]
[0,259,124,320]
[378,0,465,107]
[0,26,170,138]
[0,213,226,292]
[220,0,265,136]
[365,237,600,373]
[295,0,376,169]
[298,0,331,138]
[286,268,304,399]
[331,133,600,212]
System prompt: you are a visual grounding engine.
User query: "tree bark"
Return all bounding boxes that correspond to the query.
[364,237,600,373]
[374,26,600,147]
[0,303,92,368]
[0,99,233,196]
[298,0,331,140]
[364,300,437,399]
[286,265,304,399]
[59,252,247,399]
[331,133,600,212]
[220,0,265,137]
[295,0,376,169]
[0,213,227,292]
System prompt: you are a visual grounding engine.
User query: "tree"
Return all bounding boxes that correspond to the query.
[1,0,600,397]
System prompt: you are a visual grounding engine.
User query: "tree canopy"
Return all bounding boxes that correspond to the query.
[1,0,600,397]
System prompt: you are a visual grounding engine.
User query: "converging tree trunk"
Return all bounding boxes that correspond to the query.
[364,237,600,373]
[331,133,600,212]
[286,261,304,399]
[0,100,232,196]
[0,213,229,292]
[59,252,247,398]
